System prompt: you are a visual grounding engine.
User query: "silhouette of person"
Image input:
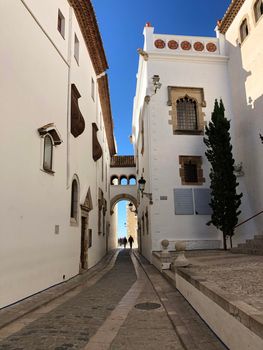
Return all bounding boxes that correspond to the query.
[123,237,128,249]
[128,235,134,249]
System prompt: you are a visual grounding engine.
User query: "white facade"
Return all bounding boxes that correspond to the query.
[0,0,115,308]
[223,0,263,243]
[132,0,263,262]
[132,25,237,262]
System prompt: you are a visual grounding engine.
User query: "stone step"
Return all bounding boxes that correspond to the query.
[231,248,263,255]
[254,235,263,240]
[245,241,263,248]
[237,243,246,248]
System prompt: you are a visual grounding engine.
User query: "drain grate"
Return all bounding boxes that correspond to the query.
[134,302,161,310]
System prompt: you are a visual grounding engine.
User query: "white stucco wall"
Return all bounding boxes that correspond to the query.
[225,0,263,244]
[133,26,235,260]
[0,0,112,308]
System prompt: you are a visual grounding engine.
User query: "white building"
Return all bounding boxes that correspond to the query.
[219,0,263,245]
[0,0,116,308]
[132,0,263,263]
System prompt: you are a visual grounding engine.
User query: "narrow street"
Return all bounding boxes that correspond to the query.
[0,250,226,350]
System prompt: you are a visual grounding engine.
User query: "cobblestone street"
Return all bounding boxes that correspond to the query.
[0,250,226,350]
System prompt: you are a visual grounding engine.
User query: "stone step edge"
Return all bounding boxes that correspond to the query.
[0,250,117,330]
[175,267,263,341]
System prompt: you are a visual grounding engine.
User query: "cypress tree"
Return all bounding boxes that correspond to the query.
[204,99,243,250]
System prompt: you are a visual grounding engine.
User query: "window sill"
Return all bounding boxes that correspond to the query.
[74,56,79,65]
[70,218,78,227]
[181,182,204,186]
[41,168,55,175]
[174,129,204,135]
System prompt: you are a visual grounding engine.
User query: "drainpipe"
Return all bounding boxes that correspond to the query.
[66,7,73,188]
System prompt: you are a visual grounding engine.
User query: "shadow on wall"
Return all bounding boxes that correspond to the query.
[227,41,263,241]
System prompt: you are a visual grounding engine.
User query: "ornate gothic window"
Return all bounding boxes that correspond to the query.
[43,134,53,172]
[254,0,263,22]
[176,97,198,131]
[240,19,249,43]
[167,87,206,135]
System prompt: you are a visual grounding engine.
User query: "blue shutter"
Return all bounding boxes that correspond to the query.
[194,189,212,215]
[174,189,194,215]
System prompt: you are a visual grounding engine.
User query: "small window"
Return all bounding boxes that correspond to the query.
[71,179,78,221]
[88,229,92,248]
[74,34,79,63]
[111,176,119,185]
[57,10,65,38]
[184,161,198,183]
[176,97,198,131]
[240,19,249,43]
[254,0,263,22]
[179,156,205,185]
[43,134,53,172]
[129,176,137,185]
[120,176,128,185]
[91,78,95,101]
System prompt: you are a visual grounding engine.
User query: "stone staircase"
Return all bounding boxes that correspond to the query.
[231,234,263,255]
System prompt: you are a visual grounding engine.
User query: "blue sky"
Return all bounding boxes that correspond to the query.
[93,0,231,155]
[92,0,231,236]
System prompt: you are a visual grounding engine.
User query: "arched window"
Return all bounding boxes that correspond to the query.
[120,176,128,185]
[254,0,263,22]
[111,176,119,185]
[240,19,249,43]
[176,97,198,131]
[43,134,53,171]
[71,179,78,221]
[129,176,137,185]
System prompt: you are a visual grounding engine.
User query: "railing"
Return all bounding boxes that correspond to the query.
[234,210,263,229]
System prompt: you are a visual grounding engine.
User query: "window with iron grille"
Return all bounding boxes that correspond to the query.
[176,97,198,131]
[179,156,205,185]
[184,161,198,183]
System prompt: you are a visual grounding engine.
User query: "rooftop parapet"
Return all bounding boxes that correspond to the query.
[143,24,226,57]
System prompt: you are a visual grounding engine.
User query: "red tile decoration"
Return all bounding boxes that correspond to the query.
[154,39,165,49]
[206,42,217,52]
[194,42,204,51]
[181,41,191,50]
[168,40,179,50]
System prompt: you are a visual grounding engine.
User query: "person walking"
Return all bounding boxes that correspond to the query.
[128,235,134,249]
[123,237,128,249]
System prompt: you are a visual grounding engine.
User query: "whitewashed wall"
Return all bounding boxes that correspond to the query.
[0,0,112,308]
[133,26,235,261]
[225,0,263,245]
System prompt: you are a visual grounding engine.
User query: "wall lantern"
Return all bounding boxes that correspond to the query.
[138,176,153,204]
[152,75,162,93]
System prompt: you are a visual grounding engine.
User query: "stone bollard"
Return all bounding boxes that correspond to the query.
[173,241,190,268]
[160,239,171,270]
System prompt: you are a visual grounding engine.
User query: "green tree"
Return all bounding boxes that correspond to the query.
[204,99,243,250]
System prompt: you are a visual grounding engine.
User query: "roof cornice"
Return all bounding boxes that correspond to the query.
[68,0,108,75]
[97,74,116,156]
[218,0,246,34]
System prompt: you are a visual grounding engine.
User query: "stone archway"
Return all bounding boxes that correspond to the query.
[110,194,137,215]
[110,194,138,249]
